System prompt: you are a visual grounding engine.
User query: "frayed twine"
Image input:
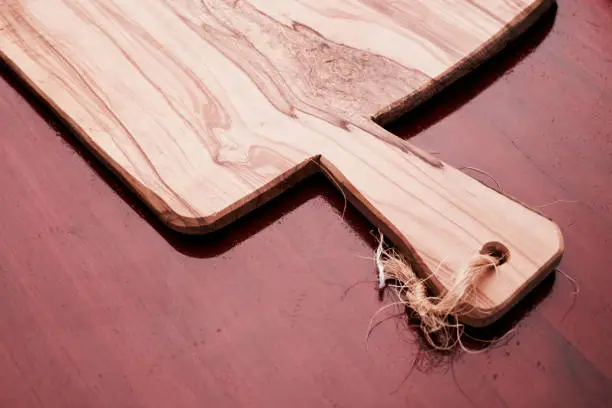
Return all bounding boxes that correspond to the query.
[371,233,580,352]
[373,232,503,352]
[367,166,580,352]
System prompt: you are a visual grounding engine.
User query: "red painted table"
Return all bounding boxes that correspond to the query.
[1,1,611,407]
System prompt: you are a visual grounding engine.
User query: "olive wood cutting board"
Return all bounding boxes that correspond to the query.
[0,0,561,326]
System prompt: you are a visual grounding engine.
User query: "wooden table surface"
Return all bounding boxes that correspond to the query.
[1,0,611,407]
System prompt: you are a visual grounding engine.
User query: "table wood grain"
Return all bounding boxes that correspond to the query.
[1,0,611,407]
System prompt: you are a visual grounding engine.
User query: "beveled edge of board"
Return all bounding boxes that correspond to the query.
[373,0,556,125]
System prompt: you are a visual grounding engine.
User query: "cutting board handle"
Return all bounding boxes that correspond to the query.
[317,125,563,326]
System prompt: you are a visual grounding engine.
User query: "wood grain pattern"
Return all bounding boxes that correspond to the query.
[0,0,559,325]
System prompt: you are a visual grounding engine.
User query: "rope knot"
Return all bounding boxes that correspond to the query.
[375,233,504,349]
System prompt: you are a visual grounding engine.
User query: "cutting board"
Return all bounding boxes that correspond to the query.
[0,0,561,326]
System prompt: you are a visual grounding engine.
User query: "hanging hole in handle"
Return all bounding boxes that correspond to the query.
[480,241,510,266]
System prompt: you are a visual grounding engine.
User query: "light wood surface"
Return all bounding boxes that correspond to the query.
[0,0,560,325]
